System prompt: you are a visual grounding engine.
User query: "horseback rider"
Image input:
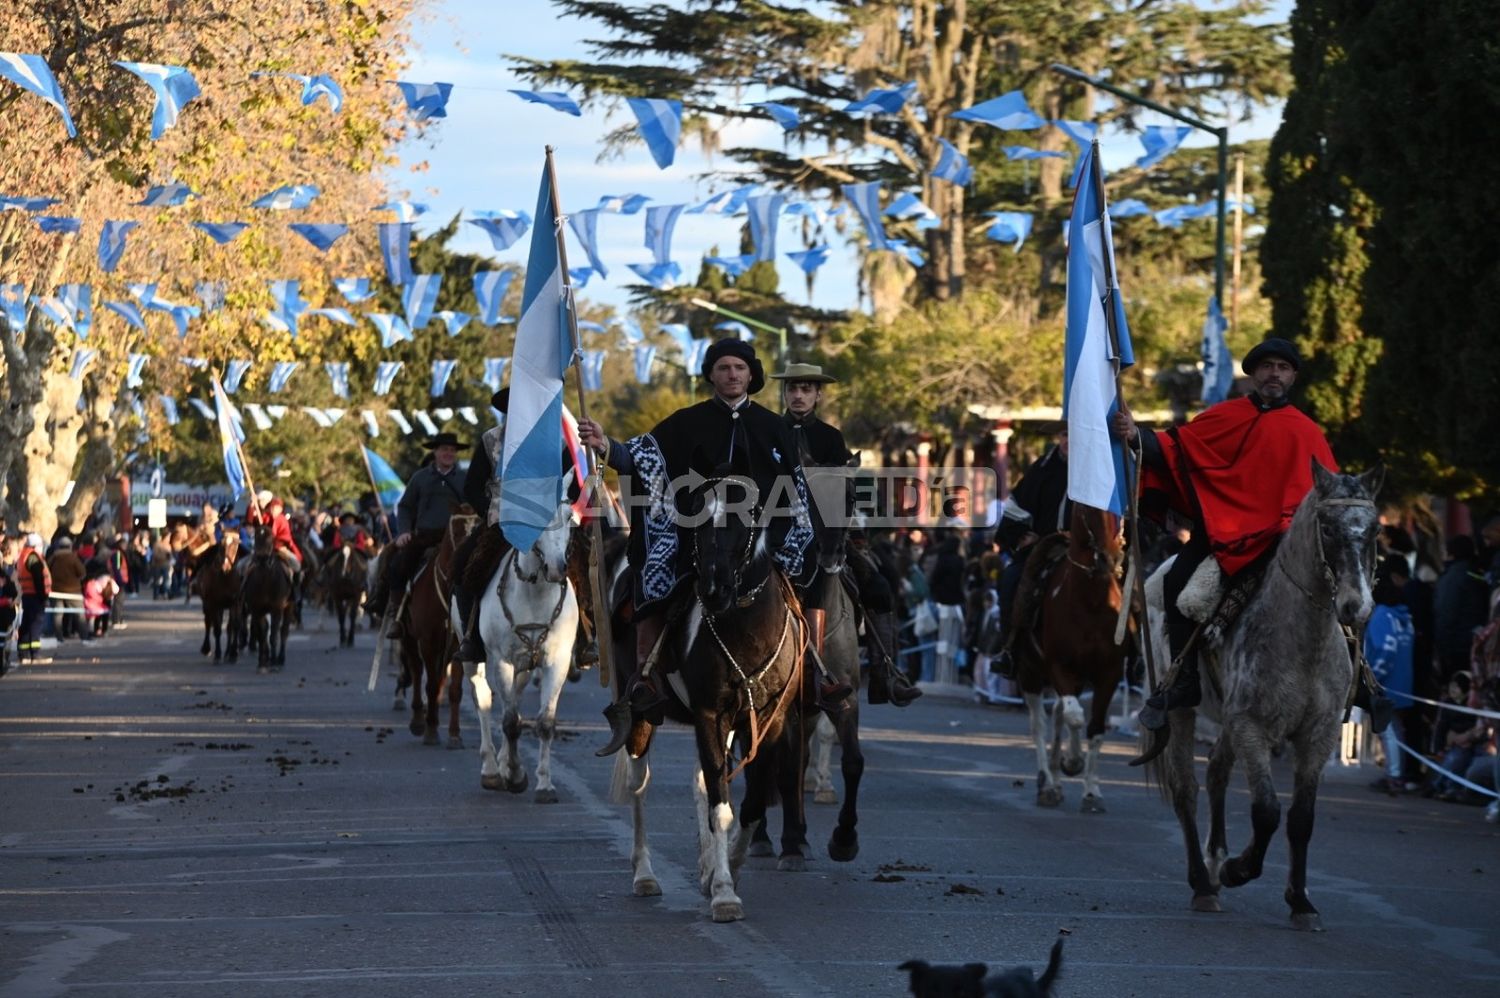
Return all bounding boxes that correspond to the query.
[579,338,853,756]
[246,495,303,594]
[331,511,374,556]
[992,426,1073,676]
[450,390,515,662]
[366,432,469,635]
[1111,336,1392,733]
[773,361,920,707]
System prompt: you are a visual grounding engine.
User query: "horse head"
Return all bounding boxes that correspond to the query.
[1068,504,1124,580]
[251,523,275,560]
[1307,460,1384,627]
[690,473,766,616]
[514,500,577,584]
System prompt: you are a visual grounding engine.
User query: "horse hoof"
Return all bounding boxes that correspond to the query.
[1220,859,1252,889]
[1191,894,1223,913]
[1291,912,1324,932]
[257,666,270,675]
[1037,787,1063,808]
[408,718,426,737]
[747,839,774,859]
[777,854,806,873]
[391,697,406,712]
[534,787,559,804]
[633,878,662,897]
[447,736,465,750]
[480,774,503,791]
[1080,794,1107,814]
[505,774,529,794]
[813,788,838,805]
[422,730,440,747]
[711,901,744,923]
[827,832,858,863]
[1060,757,1084,777]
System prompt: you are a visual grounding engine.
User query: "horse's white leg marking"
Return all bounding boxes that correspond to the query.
[623,754,660,896]
[693,767,715,897]
[708,800,744,920]
[1025,693,1052,790]
[495,655,526,785]
[532,621,572,798]
[812,712,838,804]
[1063,693,1085,772]
[1083,732,1105,801]
[465,659,500,781]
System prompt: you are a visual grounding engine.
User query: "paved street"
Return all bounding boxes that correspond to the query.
[1,598,1496,998]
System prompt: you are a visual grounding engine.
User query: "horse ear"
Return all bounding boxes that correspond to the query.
[1310,458,1336,492]
[1359,462,1386,497]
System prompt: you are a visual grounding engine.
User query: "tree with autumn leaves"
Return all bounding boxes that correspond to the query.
[0,0,419,537]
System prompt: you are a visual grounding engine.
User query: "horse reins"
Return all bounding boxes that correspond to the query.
[498,549,570,670]
[1274,497,1376,609]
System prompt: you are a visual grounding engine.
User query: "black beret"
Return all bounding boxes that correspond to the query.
[1242,337,1301,375]
[701,337,766,395]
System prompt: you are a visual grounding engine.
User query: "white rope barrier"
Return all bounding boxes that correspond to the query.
[1389,691,1500,722]
[1388,736,1499,800]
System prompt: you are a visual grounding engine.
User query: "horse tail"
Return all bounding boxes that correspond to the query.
[1037,938,1064,996]
[609,749,649,805]
[1136,729,1172,802]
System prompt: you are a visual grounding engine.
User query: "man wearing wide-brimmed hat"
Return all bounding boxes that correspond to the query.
[450,390,515,661]
[579,338,852,755]
[771,361,921,707]
[366,430,470,628]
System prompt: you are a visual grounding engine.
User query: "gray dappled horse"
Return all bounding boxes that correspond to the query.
[1148,460,1382,930]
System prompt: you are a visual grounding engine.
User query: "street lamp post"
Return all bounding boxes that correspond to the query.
[1048,63,1229,305]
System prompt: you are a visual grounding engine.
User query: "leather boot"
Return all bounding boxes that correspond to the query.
[866,612,921,706]
[1352,670,1394,735]
[628,613,668,714]
[455,587,483,662]
[596,697,634,757]
[806,608,854,712]
[1137,654,1202,731]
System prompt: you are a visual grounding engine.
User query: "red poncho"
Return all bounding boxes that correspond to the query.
[1143,397,1336,575]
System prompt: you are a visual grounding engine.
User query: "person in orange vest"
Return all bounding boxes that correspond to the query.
[15,532,51,663]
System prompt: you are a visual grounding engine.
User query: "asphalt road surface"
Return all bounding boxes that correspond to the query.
[2,598,1496,997]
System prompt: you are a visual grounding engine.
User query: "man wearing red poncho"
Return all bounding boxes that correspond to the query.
[1113,337,1388,732]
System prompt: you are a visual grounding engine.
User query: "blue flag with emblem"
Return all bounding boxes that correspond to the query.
[633,345,656,384]
[430,358,458,397]
[98,221,137,272]
[952,90,1043,130]
[35,216,81,234]
[932,138,973,186]
[334,277,376,304]
[325,362,350,399]
[468,210,531,251]
[746,193,786,263]
[402,273,441,331]
[643,204,684,266]
[252,185,319,210]
[268,361,299,393]
[224,358,253,394]
[483,357,509,392]
[363,446,406,510]
[568,208,608,278]
[193,221,248,245]
[499,158,572,551]
[0,53,77,136]
[373,361,404,396]
[510,90,581,116]
[1136,124,1192,169]
[396,81,453,120]
[1064,142,1135,515]
[581,350,606,391]
[841,181,889,252]
[845,81,916,116]
[252,71,343,113]
[378,222,413,286]
[289,223,347,251]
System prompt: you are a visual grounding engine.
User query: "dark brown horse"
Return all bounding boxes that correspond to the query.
[242,524,294,672]
[398,508,477,747]
[1015,503,1128,812]
[197,538,242,664]
[607,476,808,922]
[323,543,369,648]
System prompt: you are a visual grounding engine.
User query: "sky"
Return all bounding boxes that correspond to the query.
[396,0,1289,317]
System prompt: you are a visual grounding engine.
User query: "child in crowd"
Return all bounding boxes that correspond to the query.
[83,561,118,638]
[1429,672,1488,801]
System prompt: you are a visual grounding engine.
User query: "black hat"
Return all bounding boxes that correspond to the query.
[701,337,765,395]
[1242,337,1301,375]
[490,387,510,413]
[421,431,470,450]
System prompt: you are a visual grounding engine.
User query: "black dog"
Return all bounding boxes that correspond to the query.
[899,939,1063,998]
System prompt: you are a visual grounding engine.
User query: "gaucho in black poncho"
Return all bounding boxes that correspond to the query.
[600,338,817,614]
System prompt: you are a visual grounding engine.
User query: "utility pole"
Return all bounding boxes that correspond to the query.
[1049,64,1229,305]
[1231,153,1245,338]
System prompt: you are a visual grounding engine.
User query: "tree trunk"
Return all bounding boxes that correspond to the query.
[57,391,119,533]
[16,373,88,540]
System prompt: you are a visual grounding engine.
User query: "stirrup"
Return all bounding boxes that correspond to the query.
[816,680,855,714]
[628,676,667,713]
[886,672,923,707]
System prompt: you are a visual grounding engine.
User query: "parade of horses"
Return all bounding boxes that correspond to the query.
[2,2,1497,995]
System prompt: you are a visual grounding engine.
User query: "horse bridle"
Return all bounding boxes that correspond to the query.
[1276,496,1377,608]
[691,478,768,611]
[1066,513,1123,579]
[431,513,479,611]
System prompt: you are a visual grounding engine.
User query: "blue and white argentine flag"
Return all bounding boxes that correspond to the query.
[212,376,248,499]
[1063,142,1135,515]
[498,161,573,551]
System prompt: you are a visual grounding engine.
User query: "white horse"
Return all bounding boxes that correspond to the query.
[459,500,578,803]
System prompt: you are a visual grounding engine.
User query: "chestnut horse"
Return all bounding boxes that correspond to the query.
[398,508,478,747]
[1015,503,1128,812]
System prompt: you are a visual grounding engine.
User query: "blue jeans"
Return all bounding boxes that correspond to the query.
[1435,746,1478,794]
[1381,715,1406,780]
